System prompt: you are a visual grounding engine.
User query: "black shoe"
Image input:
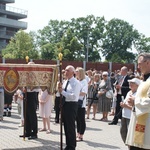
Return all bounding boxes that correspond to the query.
[28,135,38,140]
[7,112,11,117]
[108,121,117,125]
[19,134,30,138]
[3,112,6,116]
[55,120,59,124]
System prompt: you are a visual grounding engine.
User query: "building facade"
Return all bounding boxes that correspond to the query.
[0,0,28,52]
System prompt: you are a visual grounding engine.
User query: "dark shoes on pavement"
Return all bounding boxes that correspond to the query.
[19,134,30,138]
[19,134,38,140]
[3,112,6,116]
[28,135,38,140]
[108,121,118,125]
[7,111,11,117]
[3,111,11,117]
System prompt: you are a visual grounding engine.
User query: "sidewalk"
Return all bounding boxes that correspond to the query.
[0,103,128,150]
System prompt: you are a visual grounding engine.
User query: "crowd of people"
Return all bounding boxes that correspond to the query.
[0,52,150,150]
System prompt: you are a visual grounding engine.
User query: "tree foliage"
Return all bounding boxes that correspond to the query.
[134,34,150,54]
[2,30,39,59]
[61,28,83,61]
[2,15,150,63]
[101,18,140,63]
[70,15,105,61]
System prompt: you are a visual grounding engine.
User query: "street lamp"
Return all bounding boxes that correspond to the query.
[86,30,89,62]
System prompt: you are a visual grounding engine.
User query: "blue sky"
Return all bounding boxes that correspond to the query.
[10,0,150,37]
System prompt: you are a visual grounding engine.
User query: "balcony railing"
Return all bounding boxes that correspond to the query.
[0,30,16,37]
[0,0,15,3]
[0,17,27,29]
[0,4,28,15]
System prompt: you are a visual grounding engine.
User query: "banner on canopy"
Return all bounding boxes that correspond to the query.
[0,63,58,93]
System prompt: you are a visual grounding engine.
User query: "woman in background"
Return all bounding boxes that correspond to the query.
[87,73,100,120]
[38,86,53,134]
[76,67,88,141]
[120,78,141,144]
[98,71,112,121]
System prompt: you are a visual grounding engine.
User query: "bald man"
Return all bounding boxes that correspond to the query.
[58,65,81,150]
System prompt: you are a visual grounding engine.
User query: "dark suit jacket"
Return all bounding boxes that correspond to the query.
[121,75,131,98]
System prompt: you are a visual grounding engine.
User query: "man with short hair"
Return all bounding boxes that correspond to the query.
[126,53,150,150]
[109,66,130,125]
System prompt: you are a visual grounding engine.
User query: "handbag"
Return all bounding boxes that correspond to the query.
[106,90,113,99]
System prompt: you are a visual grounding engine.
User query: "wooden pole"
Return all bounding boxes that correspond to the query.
[23,56,29,140]
[58,52,63,150]
[23,87,27,141]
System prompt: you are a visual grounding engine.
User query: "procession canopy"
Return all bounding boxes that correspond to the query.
[0,63,58,94]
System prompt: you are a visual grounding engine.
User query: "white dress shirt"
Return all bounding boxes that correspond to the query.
[62,77,81,102]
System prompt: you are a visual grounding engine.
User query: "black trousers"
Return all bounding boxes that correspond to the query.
[76,107,86,135]
[24,92,38,136]
[120,117,130,143]
[112,94,122,123]
[63,102,78,150]
[4,92,13,105]
[54,96,60,122]
[130,146,150,150]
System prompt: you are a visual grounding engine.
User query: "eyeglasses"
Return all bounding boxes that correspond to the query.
[103,75,107,77]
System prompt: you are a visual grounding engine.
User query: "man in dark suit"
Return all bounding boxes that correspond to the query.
[19,87,39,140]
[109,66,130,125]
[19,62,39,140]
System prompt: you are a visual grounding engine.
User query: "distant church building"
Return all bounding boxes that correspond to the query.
[0,0,28,52]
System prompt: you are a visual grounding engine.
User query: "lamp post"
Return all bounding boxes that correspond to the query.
[86,30,89,62]
[58,49,63,150]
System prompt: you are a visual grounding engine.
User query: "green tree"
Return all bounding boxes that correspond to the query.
[36,20,70,60]
[134,34,150,54]
[70,15,105,62]
[2,30,39,59]
[30,16,145,62]
[101,18,140,63]
[36,15,105,61]
[61,28,83,61]
[36,20,69,46]
[40,43,56,60]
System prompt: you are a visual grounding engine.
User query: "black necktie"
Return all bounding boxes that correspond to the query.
[64,80,69,91]
[119,76,124,85]
[62,80,69,105]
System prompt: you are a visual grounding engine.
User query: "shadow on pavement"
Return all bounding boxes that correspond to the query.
[83,140,121,149]
[3,138,64,150]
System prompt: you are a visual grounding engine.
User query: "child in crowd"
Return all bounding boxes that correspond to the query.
[15,87,24,127]
[38,86,53,134]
